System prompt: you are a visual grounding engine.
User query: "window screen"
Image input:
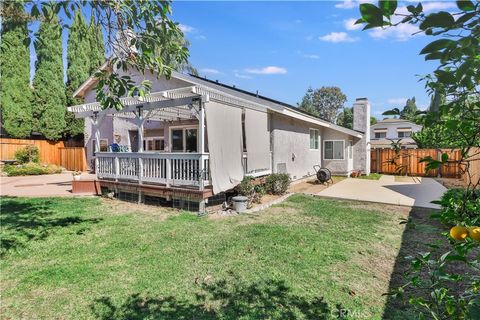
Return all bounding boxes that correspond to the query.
[324,140,344,160]
[309,129,319,149]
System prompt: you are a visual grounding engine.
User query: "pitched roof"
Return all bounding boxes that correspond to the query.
[72,65,364,137]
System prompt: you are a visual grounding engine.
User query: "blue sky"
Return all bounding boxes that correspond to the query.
[169,0,457,118]
[28,0,456,119]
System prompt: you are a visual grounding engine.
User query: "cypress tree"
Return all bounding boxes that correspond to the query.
[32,11,66,140]
[65,10,90,138]
[88,16,105,73]
[0,4,33,138]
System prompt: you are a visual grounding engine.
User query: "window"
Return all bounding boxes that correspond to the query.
[309,129,319,149]
[185,128,198,152]
[170,127,198,152]
[144,138,165,151]
[397,131,412,138]
[374,132,386,139]
[324,140,345,160]
[92,139,108,155]
[171,129,184,152]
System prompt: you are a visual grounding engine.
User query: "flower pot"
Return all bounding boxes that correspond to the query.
[73,175,81,181]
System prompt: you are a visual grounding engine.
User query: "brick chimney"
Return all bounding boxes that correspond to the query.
[353,98,371,175]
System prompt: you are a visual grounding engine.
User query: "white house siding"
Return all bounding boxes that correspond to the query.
[370,120,422,149]
[271,113,322,180]
[320,128,352,174]
[370,121,422,139]
[84,115,114,168]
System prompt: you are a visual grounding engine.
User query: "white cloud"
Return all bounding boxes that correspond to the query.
[387,98,408,105]
[295,19,302,23]
[244,66,287,75]
[234,73,252,79]
[178,24,196,34]
[200,68,221,75]
[319,32,358,43]
[303,53,320,59]
[344,18,362,31]
[369,23,419,41]
[422,2,457,12]
[195,35,207,40]
[335,0,357,9]
[366,3,457,41]
[297,50,320,59]
[335,0,373,9]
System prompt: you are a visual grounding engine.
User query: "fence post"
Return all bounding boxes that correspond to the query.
[375,149,382,173]
[437,149,442,178]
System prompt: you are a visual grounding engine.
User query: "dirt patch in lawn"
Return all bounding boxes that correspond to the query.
[434,177,466,189]
[288,176,345,194]
[100,198,178,220]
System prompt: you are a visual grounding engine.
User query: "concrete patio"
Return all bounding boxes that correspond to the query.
[317,175,447,209]
[1,172,97,197]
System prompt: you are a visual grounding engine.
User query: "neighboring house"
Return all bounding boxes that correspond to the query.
[68,68,370,211]
[370,118,422,149]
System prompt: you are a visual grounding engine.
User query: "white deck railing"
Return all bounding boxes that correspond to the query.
[96,152,272,190]
[96,152,210,188]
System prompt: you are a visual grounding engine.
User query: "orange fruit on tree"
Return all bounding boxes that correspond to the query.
[450,226,469,241]
[468,226,480,241]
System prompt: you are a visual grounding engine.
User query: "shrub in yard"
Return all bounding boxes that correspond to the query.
[14,145,40,164]
[3,163,62,176]
[237,176,255,196]
[432,188,480,226]
[265,173,291,195]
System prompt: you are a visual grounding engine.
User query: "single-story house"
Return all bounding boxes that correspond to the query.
[68,67,371,211]
[370,118,422,149]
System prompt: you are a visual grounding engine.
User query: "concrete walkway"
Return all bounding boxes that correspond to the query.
[1,172,97,197]
[317,175,447,209]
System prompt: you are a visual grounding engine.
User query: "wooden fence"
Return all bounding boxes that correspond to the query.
[0,138,87,171]
[464,147,480,187]
[371,148,463,178]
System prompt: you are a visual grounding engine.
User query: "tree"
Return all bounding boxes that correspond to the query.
[370,117,377,125]
[298,86,347,122]
[88,16,105,74]
[0,4,33,138]
[400,96,419,122]
[32,11,66,140]
[1,1,189,111]
[65,10,90,138]
[358,1,479,318]
[297,87,319,116]
[312,87,347,122]
[336,107,353,129]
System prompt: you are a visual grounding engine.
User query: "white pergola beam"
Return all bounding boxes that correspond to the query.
[73,96,202,119]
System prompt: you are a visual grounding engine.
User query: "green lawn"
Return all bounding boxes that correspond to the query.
[0,195,439,319]
[357,173,383,180]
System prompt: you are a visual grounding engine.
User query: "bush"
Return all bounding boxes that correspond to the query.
[3,163,62,176]
[236,177,266,207]
[237,176,255,196]
[265,173,291,195]
[432,188,480,226]
[14,145,40,164]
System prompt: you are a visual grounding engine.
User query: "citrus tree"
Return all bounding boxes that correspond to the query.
[1,0,189,110]
[357,1,479,318]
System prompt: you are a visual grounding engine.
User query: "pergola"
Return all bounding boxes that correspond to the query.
[68,86,208,155]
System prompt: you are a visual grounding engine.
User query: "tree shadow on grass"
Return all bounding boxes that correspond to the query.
[382,207,446,319]
[0,197,101,256]
[91,278,341,319]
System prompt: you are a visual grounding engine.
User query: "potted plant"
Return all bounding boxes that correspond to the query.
[72,171,82,181]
